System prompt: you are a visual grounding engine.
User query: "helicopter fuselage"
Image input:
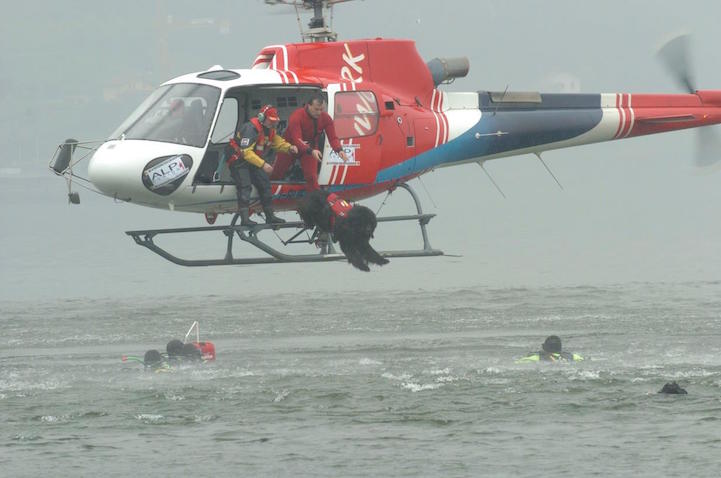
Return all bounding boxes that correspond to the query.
[86,38,721,215]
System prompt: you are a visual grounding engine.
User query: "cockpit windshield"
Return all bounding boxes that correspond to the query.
[110,83,221,148]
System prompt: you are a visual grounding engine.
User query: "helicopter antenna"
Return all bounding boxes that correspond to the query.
[477,161,507,198]
[493,84,509,116]
[534,152,564,190]
[294,3,303,38]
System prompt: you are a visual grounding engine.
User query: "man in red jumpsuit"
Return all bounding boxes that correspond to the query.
[271,94,349,190]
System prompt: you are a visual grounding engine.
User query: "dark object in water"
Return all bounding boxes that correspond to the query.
[143,349,163,369]
[542,335,562,353]
[181,342,202,360]
[658,381,687,394]
[166,339,184,357]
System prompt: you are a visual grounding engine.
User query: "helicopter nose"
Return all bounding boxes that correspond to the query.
[88,141,141,199]
[88,140,197,202]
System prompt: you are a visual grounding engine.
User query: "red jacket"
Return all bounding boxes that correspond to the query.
[284,106,343,155]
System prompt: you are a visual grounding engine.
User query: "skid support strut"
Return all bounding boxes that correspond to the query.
[126,183,443,266]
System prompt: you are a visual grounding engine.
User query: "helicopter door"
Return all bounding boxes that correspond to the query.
[319,84,381,187]
[194,95,240,184]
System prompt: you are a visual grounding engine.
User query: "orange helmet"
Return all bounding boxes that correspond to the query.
[258,105,279,122]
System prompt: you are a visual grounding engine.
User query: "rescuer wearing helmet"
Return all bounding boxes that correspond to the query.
[226,105,298,226]
[516,335,584,363]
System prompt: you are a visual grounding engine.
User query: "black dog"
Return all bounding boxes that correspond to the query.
[658,381,688,395]
[298,190,389,271]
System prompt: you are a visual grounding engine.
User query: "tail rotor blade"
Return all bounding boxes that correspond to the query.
[657,34,696,93]
[695,126,721,170]
[657,34,720,170]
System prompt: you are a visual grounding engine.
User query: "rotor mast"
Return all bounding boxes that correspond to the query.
[265,0,353,42]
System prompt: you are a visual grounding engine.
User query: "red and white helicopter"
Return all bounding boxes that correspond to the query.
[50,0,721,266]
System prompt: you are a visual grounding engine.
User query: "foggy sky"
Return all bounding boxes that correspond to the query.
[2,0,721,301]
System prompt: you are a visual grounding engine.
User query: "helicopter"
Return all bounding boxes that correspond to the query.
[49,0,721,267]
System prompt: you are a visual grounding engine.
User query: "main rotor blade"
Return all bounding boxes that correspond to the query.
[657,34,696,93]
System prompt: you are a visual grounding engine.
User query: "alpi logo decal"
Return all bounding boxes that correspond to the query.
[145,155,189,189]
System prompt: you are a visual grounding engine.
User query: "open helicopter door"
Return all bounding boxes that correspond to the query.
[318,84,382,187]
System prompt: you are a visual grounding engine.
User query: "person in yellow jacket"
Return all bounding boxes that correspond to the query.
[226,105,298,226]
[516,335,584,363]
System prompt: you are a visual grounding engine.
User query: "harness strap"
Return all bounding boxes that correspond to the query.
[228,138,242,165]
[327,193,354,229]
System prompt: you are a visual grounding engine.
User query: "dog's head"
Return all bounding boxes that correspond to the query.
[658,381,688,395]
[339,206,377,240]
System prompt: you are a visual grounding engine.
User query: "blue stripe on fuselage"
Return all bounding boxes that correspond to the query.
[376,92,603,183]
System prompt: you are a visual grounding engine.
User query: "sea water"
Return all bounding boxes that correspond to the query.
[2,283,721,477]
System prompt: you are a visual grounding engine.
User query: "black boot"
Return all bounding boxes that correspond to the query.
[264,208,286,224]
[239,208,257,226]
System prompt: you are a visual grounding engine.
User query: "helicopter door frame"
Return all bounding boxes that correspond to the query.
[317,83,342,187]
[319,85,382,186]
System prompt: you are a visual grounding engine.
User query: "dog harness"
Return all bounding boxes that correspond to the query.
[327,193,353,228]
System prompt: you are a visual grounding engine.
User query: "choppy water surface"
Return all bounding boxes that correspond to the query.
[2,283,721,477]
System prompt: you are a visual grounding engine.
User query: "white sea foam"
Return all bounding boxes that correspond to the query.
[136,414,164,423]
[0,378,64,391]
[359,357,382,365]
[426,368,450,375]
[483,378,510,385]
[401,382,442,392]
[569,370,600,380]
[274,390,290,402]
[193,415,217,423]
[670,369,715,379]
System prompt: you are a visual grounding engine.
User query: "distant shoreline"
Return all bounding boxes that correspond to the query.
[0,167,22,176]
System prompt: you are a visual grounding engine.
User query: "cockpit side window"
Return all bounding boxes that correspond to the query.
[110,83,221,148]
[210,97,239,144]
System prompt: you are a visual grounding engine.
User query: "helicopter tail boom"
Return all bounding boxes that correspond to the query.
[374,89,721,183]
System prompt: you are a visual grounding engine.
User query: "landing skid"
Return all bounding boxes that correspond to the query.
[126,183,444,267]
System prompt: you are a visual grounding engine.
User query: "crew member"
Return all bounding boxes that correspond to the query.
[227,105,298,225]
[516,335,584,363]
[158,99,187,144]
[143,349,168,371]
[270,94,348,190]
